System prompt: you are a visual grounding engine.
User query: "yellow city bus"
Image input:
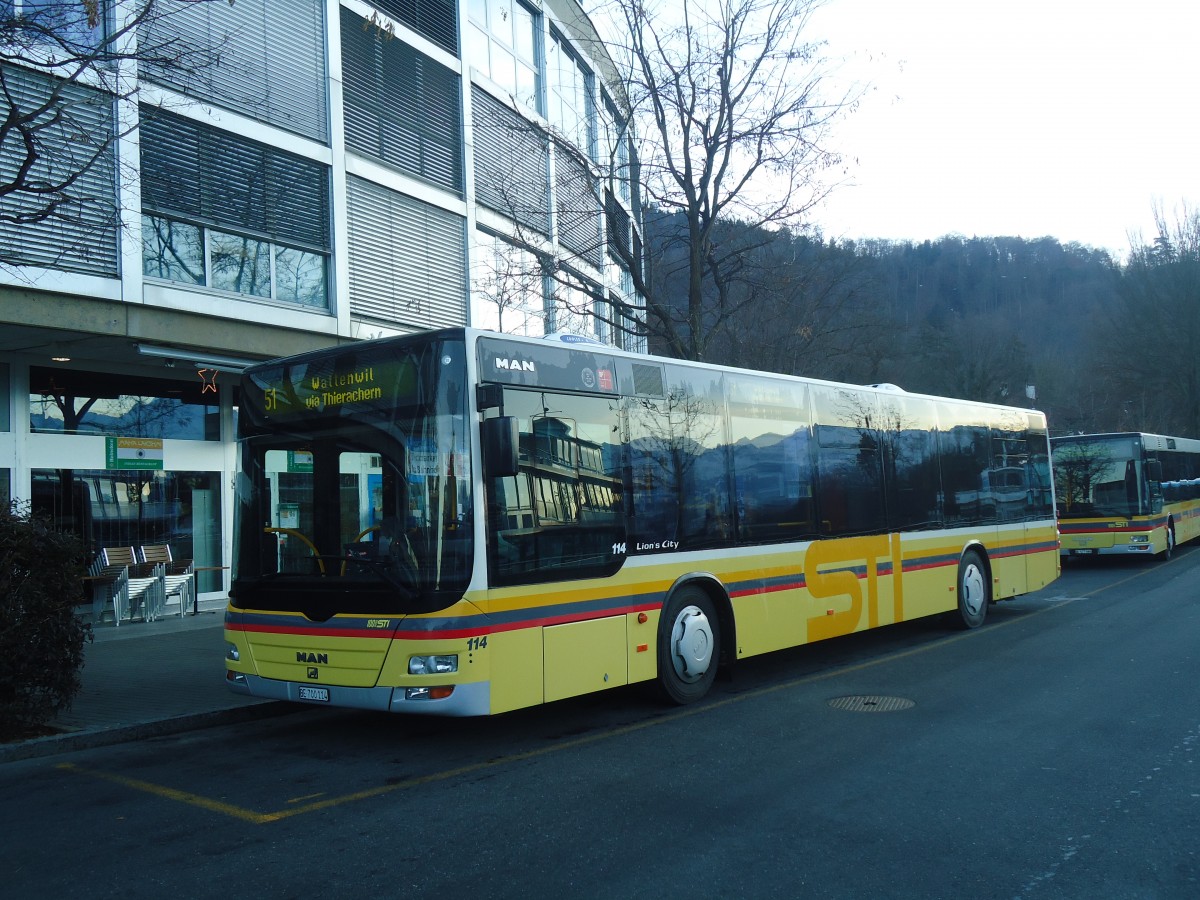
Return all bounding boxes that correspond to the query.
[224,328,1060,714]
[1052,431,1200,560]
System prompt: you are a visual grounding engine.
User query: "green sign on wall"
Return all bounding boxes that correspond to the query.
[105,437,164,471]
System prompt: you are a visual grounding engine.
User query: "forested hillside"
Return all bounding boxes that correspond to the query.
[644,209,1197,438]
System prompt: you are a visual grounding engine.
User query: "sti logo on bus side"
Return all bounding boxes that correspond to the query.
[495,358,535,373]
[297,652,328,664]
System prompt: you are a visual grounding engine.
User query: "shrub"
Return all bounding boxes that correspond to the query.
[0,501,92,739]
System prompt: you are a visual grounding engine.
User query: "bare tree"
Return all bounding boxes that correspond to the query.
[1052,441,1112,515]
[598,0,856,360]
[0,0,223,270]
[1091,202,1200,438]
[468,0,857,360]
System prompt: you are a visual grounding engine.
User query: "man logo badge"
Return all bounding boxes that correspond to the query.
[307,667,319,679]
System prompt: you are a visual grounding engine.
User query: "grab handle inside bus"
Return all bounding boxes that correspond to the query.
[483,416,520,478]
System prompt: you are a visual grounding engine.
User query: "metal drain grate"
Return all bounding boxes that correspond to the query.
[827,695,915,713]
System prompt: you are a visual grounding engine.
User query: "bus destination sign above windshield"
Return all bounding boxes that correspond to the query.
[253,363,388,420]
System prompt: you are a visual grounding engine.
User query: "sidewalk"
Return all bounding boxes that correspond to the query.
[1,609,295,765]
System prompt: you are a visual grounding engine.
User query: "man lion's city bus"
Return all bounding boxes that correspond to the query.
[224,328,1060,715]
[1052,431,1200,560]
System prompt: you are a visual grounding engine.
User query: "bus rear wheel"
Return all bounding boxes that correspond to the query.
[951,549,990,630]
[656,586,720,705]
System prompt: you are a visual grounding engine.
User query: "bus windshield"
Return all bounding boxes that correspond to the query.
[1054,435,1150,518]
[231,336,471,618]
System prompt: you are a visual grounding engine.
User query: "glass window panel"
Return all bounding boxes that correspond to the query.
[471,231,547,336]
[142,215,205,284]
[937,401,993,525]
[813,386,885,536]
[29,367,220,440]
[465,27,490,76]
[30,469,221,585]
[210,230,271,298]
[0,362,9,431]
[490,45,516,95]
[516,61,538,111]
[486,389,624,586]
[489,0,513,42]
[22,0,105,49]
[878,393,941,530]
[629,366,730,550]
[728,375,814,543]
[274,245,327,308]
[513,3,535,60]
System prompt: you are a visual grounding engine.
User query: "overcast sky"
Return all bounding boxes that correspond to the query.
[807,0,1200,257]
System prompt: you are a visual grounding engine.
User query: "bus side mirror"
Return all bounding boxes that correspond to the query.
[482,416,519,478]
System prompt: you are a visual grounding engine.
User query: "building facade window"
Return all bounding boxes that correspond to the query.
[600,92,632,203]
[0,63,117,275]
[555,143,602,266]
[465,0,540,112]
[0,362,9,431]
[472,86,551,235]
[341,7,463,195]
[29,367,221,441]
[546,28,593,157]
[372,0,458,55]
[550,273,601,339]
[139,107,331,310]
[471,229,546,336]
[140,0,328,142]
[31,468,224,591]
[346,175,467,328]
[8,0,107,49]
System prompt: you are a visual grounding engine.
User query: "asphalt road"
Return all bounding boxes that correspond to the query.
[2,550,1197,899]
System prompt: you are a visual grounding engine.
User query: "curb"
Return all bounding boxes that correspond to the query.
[0,701,298,765]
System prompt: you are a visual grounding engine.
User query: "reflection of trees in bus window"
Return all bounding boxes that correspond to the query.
[1054,442,1114,515]
[937,401,992,525]
[878,394,941,530]
[726,374,814,544]
[813,387,884,536]
[628,366,729,550]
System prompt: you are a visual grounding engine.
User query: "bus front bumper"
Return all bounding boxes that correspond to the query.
[1061,534,1156,556]
[226,670,492,716]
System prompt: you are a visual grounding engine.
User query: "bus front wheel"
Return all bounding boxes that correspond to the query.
[1161,524,1176,560]
[657,586,720,705]
[951,549,990,630]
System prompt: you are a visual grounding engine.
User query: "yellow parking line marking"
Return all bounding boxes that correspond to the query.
[55,591,1101,824]
[56,763,274,824]
[287,793,327,804]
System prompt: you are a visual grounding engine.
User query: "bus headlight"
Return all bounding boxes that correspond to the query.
[1129,535,1150,544]
[409,654,458,675]
[226,643,240,662]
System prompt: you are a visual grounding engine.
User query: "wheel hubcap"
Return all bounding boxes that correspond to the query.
[670,605,713,683]
[962,564,985,618]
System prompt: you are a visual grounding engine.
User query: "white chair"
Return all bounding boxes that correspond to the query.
[101,546,166,622]
[88,555,129,625]
[138,544,196,616]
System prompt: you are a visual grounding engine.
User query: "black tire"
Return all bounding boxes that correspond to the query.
[951,549,990,630]
[656,586,720,705]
